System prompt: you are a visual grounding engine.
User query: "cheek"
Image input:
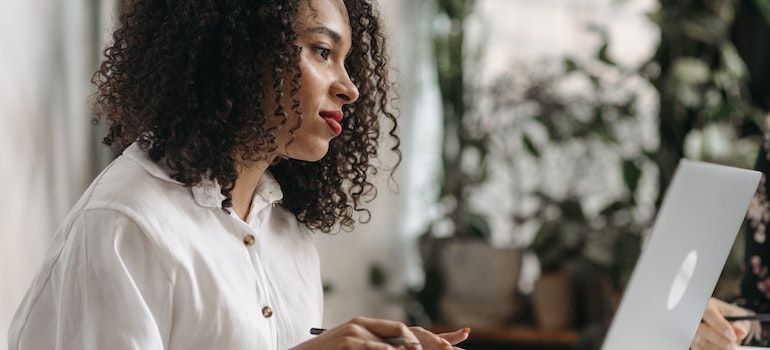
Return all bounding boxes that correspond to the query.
[298,62,330,103]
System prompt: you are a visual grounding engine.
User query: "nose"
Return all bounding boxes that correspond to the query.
[332,69,360,105]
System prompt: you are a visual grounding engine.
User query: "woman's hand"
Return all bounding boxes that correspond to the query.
[293,317,422,350]
[410,326,470,350]
[691,298,752,350]
[292,317,471,350]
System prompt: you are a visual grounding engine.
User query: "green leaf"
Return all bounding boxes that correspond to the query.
[369,264,387,289]
[564,58,579,72]
[618,97,637,118]
[597,42,613,65]
[672,57,710,84]
[466,212,491,240]
[753,0,770,25]
[720,43,748,80]
[681,16,727,44]
[709,101,736,122]
[599,201,627,217]
[322,281,334,294]
[560,199,585,221]
[622,159,642,195]
[522,134,540,158]
[437,0,470,19]
[538,118,560,141]
[675,83,702,108]
[594,113,619,143]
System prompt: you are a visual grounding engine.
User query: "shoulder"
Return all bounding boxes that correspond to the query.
[67,153,207,266]
[69,206,173,273]
[85,154,193,216]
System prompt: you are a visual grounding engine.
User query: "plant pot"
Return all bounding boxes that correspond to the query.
[532,268,574,329]
[435,239,522,327]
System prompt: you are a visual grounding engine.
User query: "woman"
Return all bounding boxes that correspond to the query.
[8,0,469,349]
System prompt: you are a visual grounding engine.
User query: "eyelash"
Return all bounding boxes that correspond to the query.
[313,46,331,60]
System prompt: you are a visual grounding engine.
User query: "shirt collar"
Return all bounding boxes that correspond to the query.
[122,142,284,209]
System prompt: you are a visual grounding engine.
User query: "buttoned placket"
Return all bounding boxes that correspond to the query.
[188,170,284,347]
[123,145,292,348]
[228,201,280,346]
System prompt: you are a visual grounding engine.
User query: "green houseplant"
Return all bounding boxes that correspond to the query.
[415,0,526,327]
[488,45,655,336]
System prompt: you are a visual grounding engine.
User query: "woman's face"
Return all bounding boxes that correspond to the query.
[271,0,359,162]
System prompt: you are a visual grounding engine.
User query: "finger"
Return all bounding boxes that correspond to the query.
[703,305,739,343]
[713,300,753,341]
[361,340,397,350]
[339,323,391,345]
[734,321,750,340]
[691,335,703,350]
[715,299,751,317]
[350,317,421,349]
[410,327,452,350]
[696,322,736,350]
[701,335,733,350]
[437,328,470,345]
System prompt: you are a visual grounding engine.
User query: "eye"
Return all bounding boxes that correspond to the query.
[313,45,331,60]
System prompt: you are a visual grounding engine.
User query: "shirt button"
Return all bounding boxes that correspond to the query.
[243,234,256,247]
[262,306,274,318]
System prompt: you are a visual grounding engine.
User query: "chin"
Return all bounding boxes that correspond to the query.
[288,142,330,162]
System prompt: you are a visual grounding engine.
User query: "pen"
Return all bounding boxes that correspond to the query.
[725,314,770,322]
[309,328,421,346]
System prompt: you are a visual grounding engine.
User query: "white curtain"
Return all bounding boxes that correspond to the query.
[0,0,114,345]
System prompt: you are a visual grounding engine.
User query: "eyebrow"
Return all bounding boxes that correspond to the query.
[305,26,341,43]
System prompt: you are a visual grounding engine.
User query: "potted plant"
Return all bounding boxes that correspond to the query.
[483,34,658,342]
[414,0,524,327]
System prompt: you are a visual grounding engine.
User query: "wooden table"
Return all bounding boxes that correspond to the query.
[429,325,579,350]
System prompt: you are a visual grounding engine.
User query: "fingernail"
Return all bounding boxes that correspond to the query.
[462,327,471,333]
[724,329,737,342]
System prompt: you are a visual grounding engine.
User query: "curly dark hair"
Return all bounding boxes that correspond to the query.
[91,0,400,233]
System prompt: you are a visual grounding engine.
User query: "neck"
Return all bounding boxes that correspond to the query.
[231,158,273,220]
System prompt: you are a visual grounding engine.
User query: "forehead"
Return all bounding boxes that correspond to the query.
[297,0,351,38]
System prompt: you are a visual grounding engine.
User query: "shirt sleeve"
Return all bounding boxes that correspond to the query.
[13,208,173,350]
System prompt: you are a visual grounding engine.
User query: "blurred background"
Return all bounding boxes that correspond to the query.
[2,0,770,349]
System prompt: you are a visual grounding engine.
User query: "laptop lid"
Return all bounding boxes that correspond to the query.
[601,159,761,350]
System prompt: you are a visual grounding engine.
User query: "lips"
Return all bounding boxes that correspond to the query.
[319,110,343,136]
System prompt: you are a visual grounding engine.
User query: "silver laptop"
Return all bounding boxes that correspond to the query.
[601,159,761,350]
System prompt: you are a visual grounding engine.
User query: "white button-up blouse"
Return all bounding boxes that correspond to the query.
[9,143,323,349]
